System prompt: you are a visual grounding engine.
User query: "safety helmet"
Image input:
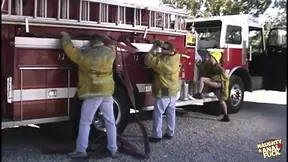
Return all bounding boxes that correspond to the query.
[209,50,222,63]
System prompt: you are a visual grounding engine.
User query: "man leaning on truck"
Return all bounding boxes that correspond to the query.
[144,40,181,143]
[60,31,118,159]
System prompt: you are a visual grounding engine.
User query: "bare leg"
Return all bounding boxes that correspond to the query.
[219,100,228,115]
[198,77,221,93]
[198,77,205,93]
[215,91,230,122]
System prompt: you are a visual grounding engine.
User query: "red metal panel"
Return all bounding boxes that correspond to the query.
[138,93,154,107]
[45,99,69,118]
[23,0,34,16]
[68,0,79,20]
[16,49,55,65]
[21,70,46,89]
[47,0,60,18]
[141,10,149,26]
[222,48,246,69]
[2,25,16,118]
[12,99,68,120]
[12,47,78,119]
[123,51,153,83]
[16,49,75,66]
[13,49,78,89]
[179,47,195,80]
[89,3,100,22]
[108,5,118,23]
[14,68,77,89]
[13,101,46,120]
[46,69,68,88]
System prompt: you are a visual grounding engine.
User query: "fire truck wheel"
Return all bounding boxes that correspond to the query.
[226,75,244,114]
[70,86,130,140]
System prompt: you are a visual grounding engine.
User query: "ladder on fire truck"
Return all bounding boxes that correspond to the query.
[1,0,189,35]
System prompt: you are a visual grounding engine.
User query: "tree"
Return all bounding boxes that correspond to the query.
[162,0,273,17]
[267,0,287,27]
[161,0,203,16]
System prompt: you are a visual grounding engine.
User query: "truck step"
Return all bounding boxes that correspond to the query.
[176,95,218,107]
[1,116,69,129]
[141,95,218,111]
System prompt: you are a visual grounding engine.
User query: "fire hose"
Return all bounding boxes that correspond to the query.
[39,33,150,160]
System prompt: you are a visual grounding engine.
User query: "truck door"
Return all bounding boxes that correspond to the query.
[263,27,287,91]
[247,26,266,90]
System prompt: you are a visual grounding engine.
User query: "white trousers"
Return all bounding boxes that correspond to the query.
[76,96,118,153]
[152,96,176,138]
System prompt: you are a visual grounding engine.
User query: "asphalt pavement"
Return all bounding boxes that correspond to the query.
[2,90,287,162]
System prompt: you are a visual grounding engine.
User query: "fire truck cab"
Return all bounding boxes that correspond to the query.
[1,0,286,138]
[186,15,287,112]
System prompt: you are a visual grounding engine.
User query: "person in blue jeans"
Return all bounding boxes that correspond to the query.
[60,31,118,159]
[144,40,181,142]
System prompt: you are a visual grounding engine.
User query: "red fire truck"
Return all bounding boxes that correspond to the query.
[1,0,286,138]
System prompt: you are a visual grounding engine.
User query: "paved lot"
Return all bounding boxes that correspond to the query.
[2,90,287,162]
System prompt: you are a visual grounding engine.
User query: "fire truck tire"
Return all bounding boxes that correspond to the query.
[226,75,245,114]
[70,86,130,141]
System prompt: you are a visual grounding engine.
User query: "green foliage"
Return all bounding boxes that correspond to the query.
[265,0,287,29]
[162,0,202,16]
[162,0,272,17]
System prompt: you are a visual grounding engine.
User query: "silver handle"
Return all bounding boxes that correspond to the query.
[58,53,61,60]
[226,47,230,62]
[249,45,252,61]
[133,55,139,61]
[61,53,65,60]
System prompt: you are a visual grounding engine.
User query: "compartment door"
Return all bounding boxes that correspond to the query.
[45,67,75,117]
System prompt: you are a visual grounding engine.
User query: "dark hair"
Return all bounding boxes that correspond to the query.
[162,41,174,51]
[90,35,103,42]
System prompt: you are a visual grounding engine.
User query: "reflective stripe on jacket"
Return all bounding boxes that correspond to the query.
[144,53,180,98]
[61,35,116,99]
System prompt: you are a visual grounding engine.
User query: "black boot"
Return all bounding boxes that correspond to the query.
[220,114,230,122]
[149,137,161,143]
[162,134,173,140]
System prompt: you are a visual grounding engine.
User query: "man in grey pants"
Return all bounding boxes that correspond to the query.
[144,40,180,142]
[60,31,117,159]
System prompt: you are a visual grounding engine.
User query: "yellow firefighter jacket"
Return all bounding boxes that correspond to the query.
[61,35,116,99]
[197,61,229,101]
[144,52,180,98]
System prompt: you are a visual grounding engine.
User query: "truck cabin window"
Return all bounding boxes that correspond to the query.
[268,28,287,47]
[225,25,242,45]
[249,30,264,54]
[197,27,221,50]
